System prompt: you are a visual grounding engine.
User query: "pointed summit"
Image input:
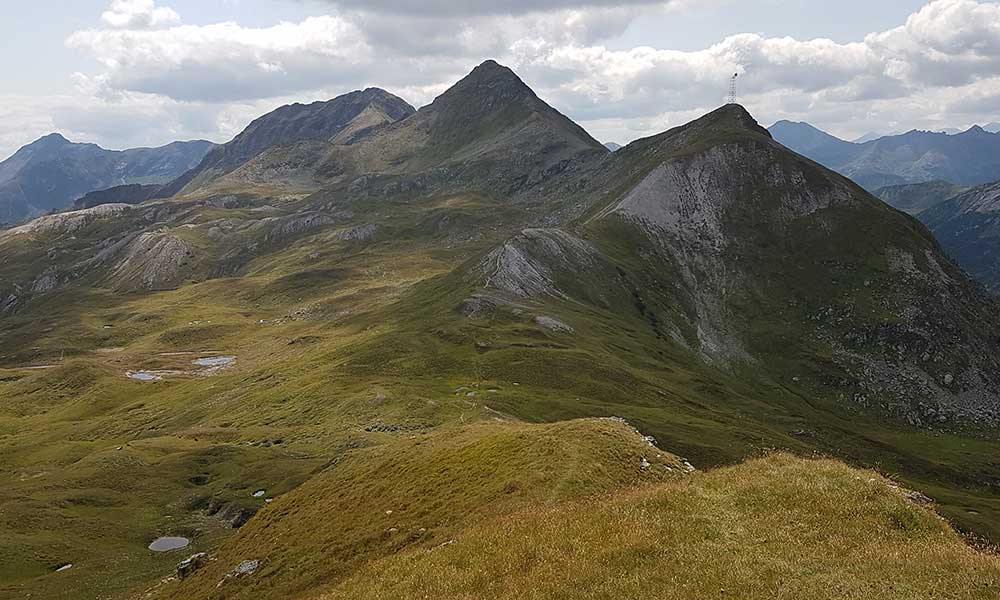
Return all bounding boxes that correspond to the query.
[431,59,538,112]
[696,104,772,138]
[390,59,603,167]
[616,104,772,163]
[34,133,73,147]
[462,59,527,88]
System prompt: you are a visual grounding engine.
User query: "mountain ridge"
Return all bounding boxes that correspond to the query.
[158,88,416,198]
[0,136,216,223]
[769,120,1000,190]
[874,180,967,215]
[919,180,1000,292]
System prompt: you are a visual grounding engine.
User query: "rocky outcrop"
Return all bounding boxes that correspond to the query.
[329,224,378,242]
[176,553,209,579]
[477,229,600,299]
[260,213,338,243]
[2,203,134,237]
[111,232,195,290]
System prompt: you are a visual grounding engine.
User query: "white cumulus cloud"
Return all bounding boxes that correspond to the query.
[101,0,180,29]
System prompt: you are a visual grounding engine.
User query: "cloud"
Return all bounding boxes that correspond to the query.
[4,0,996,160]
[69,17,379,103]
[866,0,1000,87]
[101,0,180,29]
[312,0,684,17]
[67,2,661,103]
[69,1,1000,106]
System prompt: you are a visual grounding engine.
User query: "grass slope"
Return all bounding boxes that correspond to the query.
[147,418,689,599]
[326,452,1000,600]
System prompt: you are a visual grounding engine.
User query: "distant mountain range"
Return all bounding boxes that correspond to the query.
[769,121,1000,190]
[874,180,968,215]
[866,178,1000,292]
[883,180,1000,292]
[0,135,215,224]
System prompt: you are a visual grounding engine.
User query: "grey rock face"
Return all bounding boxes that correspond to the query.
[112,233,194,290]
[176,552,208,579]
[2,203,134,237]
[535,315,573,332]
[229,559,259,577]
[330,224,379,242]
[478,229,598,299]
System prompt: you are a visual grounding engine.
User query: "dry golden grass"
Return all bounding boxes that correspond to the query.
[322,453,1000,600]
[154,418,687,600]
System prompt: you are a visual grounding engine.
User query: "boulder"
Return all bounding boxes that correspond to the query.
[176,552,208,579]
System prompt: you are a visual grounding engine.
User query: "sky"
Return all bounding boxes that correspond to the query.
[1,0,998,160]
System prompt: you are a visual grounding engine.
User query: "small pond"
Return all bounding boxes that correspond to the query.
[193,356,236,368]
[148,537,190,552]
[127,372,160,382]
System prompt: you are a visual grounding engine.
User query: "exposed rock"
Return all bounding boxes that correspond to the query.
[229,559,259,578]
[159,88,415,197]
[260,213,337,243]
[3,203,134,237]
[217,503,257,529]
[329,223,378,242]
[30,272,58,293]
[176,552,208,579]
[903,489,934,504]
[1,292,19,313]
[458,292,533,319]
[535,315,573,332]
[111,232,194,290]
[477,228,599,298]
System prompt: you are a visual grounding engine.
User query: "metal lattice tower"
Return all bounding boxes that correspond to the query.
[727,73,738,104]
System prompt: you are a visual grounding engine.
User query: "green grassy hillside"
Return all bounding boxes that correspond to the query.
[324,452,1000,600]
[148,418,689,599]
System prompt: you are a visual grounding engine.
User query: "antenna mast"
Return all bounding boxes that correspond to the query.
[727,72,738,104]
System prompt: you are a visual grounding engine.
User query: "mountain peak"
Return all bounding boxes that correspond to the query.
[30,132,73,149]
[359,87,396,99]
[433,60,536,108]
[468,59,517,80]
[692,104,772,139]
